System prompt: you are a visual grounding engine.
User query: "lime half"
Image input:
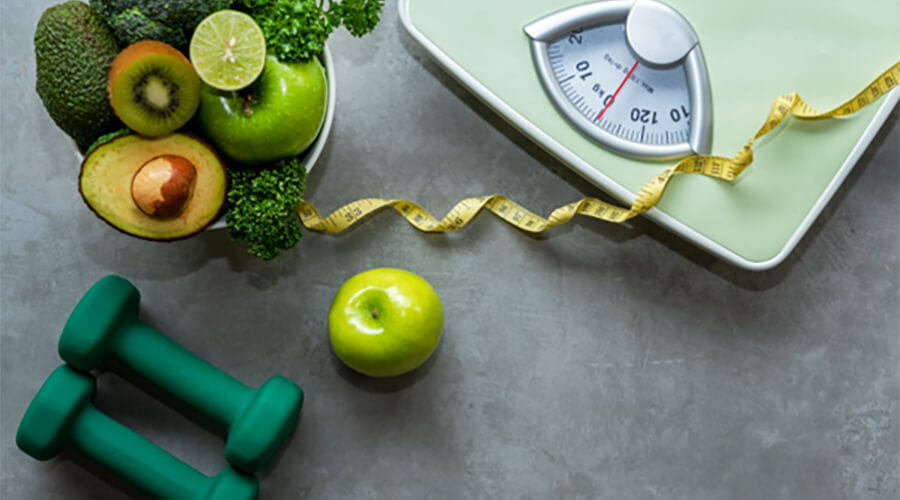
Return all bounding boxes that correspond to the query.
[190,10,266,91]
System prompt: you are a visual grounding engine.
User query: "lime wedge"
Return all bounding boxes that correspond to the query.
[190,10,266,91]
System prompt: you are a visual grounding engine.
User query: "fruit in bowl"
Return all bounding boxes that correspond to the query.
[196,55,328,165]
[189,9,267,92]
[79,132,227,240]
[33,0,384,260]
[34,1,122,153]
[108,40,202,137]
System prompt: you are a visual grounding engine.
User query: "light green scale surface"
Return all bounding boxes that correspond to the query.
[407,0,898,264]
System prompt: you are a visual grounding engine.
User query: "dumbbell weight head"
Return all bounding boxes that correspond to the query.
[227,376,304,472]
[204,467,260,500]
[16,365,94,461]
[17,365,261,500]
[58,275,140,371]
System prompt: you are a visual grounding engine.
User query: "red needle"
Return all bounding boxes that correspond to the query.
[596,60,639,121]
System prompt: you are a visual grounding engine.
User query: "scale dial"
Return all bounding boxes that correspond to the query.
[525,0,712,160]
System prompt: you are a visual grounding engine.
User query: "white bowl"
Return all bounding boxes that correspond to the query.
[73,44,337,233]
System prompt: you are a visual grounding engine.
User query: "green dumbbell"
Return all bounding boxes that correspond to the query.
[16,365,258,500]
[58,275,303,473]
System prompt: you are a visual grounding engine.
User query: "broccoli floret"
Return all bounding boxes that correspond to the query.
[107,6,177,44]
[90,0,231,48]
[226,157,307,260]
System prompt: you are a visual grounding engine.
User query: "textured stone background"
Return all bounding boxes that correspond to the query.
[2,1,898,499]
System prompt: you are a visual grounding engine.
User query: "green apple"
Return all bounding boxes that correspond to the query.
[329,268,444,378]
[196,55,327,164]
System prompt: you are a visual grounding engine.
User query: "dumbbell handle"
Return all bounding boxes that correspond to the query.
[114,322,252,431]
[72,405,214,499]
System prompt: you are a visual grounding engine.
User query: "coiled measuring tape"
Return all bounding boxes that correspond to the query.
[298,62,899,234]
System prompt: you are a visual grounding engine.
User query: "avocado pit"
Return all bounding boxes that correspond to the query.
[131,155,197,218]
[80,133,227,240]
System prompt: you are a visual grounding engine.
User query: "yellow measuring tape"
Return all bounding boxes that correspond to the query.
[298,62,899,234]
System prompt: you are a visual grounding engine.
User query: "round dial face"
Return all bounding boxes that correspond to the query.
[524,0,712,160]
[548,24,692,149]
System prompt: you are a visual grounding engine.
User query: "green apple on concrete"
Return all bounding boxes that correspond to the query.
[329,268,444,378]
[197,55,327,165]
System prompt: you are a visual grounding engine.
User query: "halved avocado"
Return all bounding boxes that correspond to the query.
[79,133,227,240]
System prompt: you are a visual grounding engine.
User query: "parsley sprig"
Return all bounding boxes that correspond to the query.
[235,0,384,62]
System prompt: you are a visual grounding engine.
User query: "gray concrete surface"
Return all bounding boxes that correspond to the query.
[2,1,899,499]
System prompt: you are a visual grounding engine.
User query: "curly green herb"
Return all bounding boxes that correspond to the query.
[234,0,384,62]
[226,157,307,260]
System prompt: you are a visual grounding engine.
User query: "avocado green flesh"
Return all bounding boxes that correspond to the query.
[80,134,227,240]
[34,1,122,152]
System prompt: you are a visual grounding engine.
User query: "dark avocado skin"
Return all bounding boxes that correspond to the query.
[79,133,228,241]
[35,1,122,152]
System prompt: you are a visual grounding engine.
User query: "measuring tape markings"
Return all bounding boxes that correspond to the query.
[298,62,900,235]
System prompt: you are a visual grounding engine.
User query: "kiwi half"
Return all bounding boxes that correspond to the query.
[108,41,201,137]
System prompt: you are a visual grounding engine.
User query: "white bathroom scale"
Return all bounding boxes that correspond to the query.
[399,0,899,270]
